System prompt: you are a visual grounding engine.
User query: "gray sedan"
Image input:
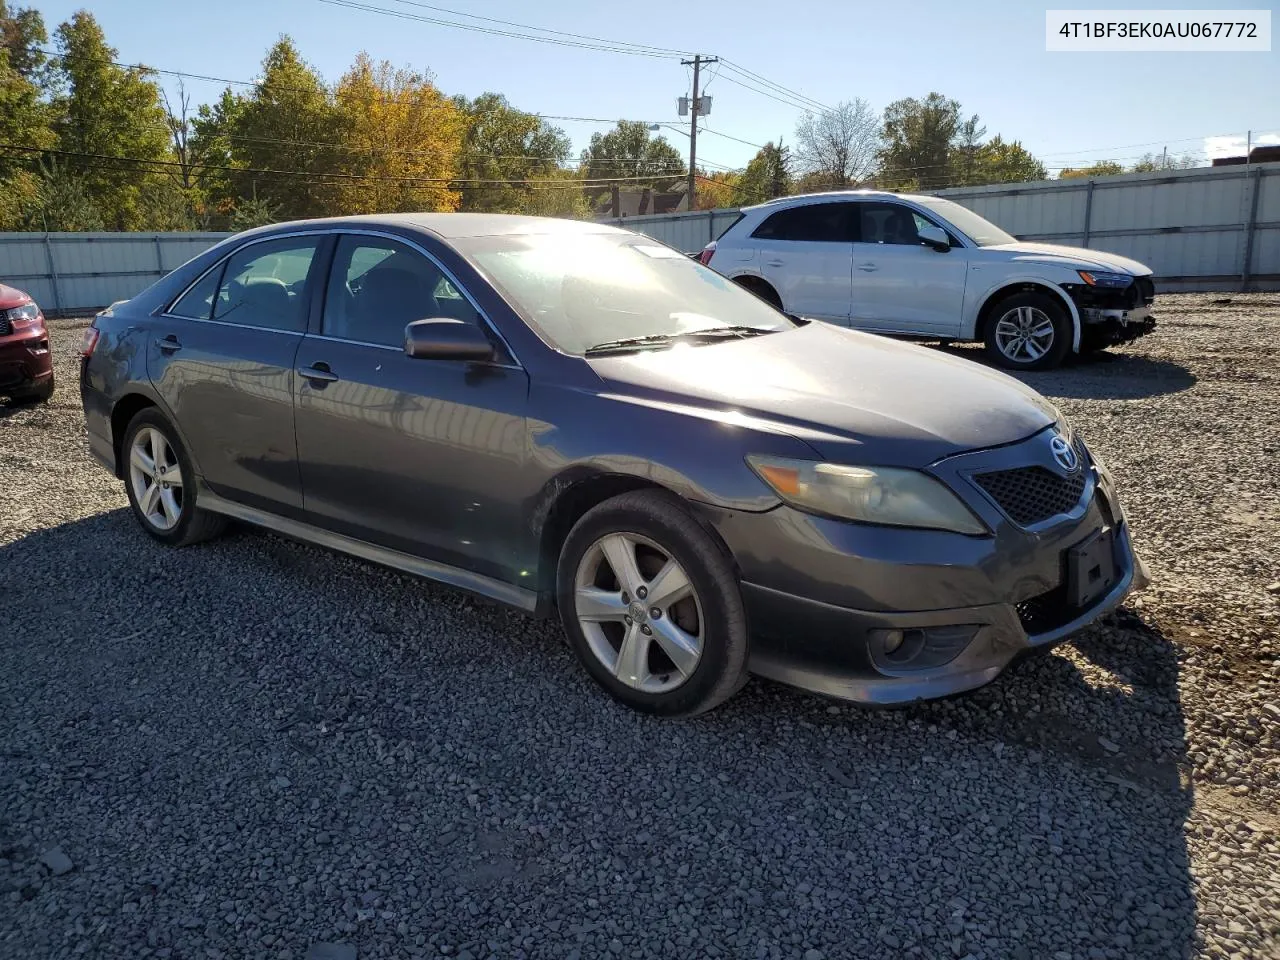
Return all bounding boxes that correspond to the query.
[80,214,1147,716]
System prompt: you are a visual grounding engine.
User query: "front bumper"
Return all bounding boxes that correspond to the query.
[0,327,53,393]
[1064,280,1157,348]
[739,520,1145,705]
[706,436,1148,705]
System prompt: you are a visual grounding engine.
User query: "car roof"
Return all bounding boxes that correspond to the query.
[246,212,629,241]
[742,190,939,212]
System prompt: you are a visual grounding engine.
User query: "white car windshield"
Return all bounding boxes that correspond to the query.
[458,232,795,355]
[913,198,1016,247]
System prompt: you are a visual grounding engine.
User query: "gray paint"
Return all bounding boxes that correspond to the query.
[81,213,1140,705]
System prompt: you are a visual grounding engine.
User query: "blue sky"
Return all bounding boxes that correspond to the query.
[34,0,1280,172]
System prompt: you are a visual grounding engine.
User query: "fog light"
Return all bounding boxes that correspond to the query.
[882,629,904,655]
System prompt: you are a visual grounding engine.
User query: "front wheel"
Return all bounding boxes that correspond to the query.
[982,292,1072,371]
[556,490,749,717]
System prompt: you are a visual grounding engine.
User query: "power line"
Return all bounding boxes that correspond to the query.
[717,60,831,113]
[381,0,690,58]
[712,71,827,115]
[0,142,695,188]
[316,0,679,59]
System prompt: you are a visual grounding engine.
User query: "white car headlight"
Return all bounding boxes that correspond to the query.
[747,455,988,535]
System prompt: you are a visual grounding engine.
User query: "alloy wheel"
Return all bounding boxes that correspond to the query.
[128,426,184,531]
[573,532,704,694]
[994,306,1056,363]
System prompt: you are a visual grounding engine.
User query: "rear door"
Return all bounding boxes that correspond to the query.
[849,201,968,336]
[293,232,529,582]
[750,202,854,322]
[150,234,325,514]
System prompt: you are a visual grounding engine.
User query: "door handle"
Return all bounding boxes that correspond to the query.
[157,334,182,353]
[856,263,878,272]
[297,363,339,384]
[764,259,784,267]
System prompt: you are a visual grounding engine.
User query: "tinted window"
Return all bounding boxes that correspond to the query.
[168,262,224,320]
[457,232,794,356]
[212,238,319,332]
[751,203,852,242]
[858,202,932,246]
[324,236,482,347]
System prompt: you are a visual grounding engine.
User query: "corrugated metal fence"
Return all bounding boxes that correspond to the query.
[601,162,1280,292]
[0,232,229,314]
[1,163,1276,311]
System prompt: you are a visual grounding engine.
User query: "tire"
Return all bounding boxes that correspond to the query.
[733,276,783,311]
[122,408,226,547]
[556,490,749,717]
[9,373,54,404]
[982,291,1072,371]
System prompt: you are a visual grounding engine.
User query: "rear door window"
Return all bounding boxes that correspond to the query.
[751,203,853,242]
[211,237,321,332]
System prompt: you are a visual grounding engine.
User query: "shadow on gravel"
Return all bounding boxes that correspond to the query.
[1,509,1199,959]
[930,344,1198,400]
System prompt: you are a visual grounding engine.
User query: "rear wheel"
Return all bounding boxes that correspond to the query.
[556,490,749,717]
[122,409,226,546]
[982,292,1072,371]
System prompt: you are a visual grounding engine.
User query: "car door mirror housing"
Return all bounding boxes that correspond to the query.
[918,225,950,251]
[404,318,495,362]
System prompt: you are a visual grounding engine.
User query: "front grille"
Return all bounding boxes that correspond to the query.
[0,315,11,337]
[974,466,1087,526]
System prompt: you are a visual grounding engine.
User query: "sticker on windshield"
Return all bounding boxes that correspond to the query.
[633,244,688,259]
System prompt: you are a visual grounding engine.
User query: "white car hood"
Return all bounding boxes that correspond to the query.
[988,241,1152,276]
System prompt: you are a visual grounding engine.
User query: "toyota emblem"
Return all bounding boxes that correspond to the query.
[1050,434,1079,472]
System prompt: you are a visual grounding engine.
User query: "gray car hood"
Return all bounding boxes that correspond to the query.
[587,322,1059,467]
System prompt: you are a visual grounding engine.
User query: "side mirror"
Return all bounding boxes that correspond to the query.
[404,318,495,362]
[918,225,950,252]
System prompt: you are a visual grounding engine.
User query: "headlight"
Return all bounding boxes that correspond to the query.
[747,455,988,535]
[1077,270,1131,289]
[5,302,40,322]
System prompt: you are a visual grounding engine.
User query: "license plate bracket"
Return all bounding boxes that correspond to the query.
[1066,527,1117,609]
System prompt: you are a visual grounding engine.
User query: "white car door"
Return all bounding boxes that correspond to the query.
[749,202,854,323]
[849,201,968,337]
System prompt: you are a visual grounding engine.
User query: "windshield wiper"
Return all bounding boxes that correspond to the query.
[584,326,772,356]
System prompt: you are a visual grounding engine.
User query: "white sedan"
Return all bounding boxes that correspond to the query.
[700,191,1156,370]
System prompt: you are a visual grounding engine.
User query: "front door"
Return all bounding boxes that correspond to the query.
[149,234,324,513]
[849,202,968,336]
[293,233,530,583]
[750,202,854,322]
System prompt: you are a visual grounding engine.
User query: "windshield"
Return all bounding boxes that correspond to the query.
[456,232,795,355]
[912,197,1016,247]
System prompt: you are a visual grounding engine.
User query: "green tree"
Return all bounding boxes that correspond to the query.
[229,37,341,221]
[973,136,1047,184]
[189,87,245,225]
[879,93,966,190]
[15,157,104,230]
[580,120,684,198]
[794,100,879,189]
[732,140,792,205]
[1058,161,1124,180]
[951,114,987,186]
[519,168,591,219]
[51,11,171,229]
[454,92,570,212]
[0,1,52,183]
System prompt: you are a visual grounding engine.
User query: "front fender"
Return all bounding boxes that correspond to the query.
[968,275,1082,352]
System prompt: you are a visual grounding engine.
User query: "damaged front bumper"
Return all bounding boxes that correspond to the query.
[1064,276,1158,349]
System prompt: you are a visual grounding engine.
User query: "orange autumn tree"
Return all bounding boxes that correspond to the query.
[333,53,463,215]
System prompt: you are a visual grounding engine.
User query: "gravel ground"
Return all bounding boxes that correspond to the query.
[2,294,1279,960]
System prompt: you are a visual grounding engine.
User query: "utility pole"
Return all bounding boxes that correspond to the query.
[681,55,717,211]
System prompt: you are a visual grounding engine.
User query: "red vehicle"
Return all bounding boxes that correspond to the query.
[0,282,54,403]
